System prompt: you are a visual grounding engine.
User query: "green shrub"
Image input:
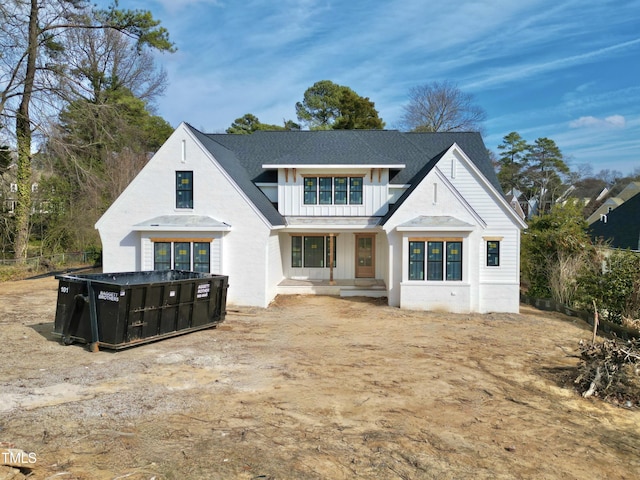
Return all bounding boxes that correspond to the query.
[577,249,640,324]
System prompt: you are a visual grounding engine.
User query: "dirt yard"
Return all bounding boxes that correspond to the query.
[1,275,639,480]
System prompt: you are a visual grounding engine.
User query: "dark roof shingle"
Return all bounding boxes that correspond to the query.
[185,125,501,227]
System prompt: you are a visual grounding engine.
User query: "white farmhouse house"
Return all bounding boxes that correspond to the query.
[96,123,526,313]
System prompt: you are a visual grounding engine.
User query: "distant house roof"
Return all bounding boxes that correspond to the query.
[183,124,502,227]
[506,193,526,220]
[589,193,640,251]
[617,181,640,201]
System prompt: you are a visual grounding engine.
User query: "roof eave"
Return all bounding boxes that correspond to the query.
[132,225,232,232]
[262,164,406,169]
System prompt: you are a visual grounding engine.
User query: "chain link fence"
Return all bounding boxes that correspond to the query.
[0,251,99,268]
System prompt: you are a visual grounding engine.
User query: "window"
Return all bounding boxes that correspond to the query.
[303,176,364,205]
[319,177,332,204]
[487,241,500,266]
[408,239,462,281]
[291,236,303,268]
[174,242,191,270]
[446,242,462,280]
[304,177,317,205]
[193,242,211,273]
[153,240,210,272]
[349,177,363,204]
[408,241,425,280]
[334,177,347,204]
[176,171,193,208]
[154,242,171,270]
[291,235,336,268]
[427,241,443,280]
[304,236,324,267]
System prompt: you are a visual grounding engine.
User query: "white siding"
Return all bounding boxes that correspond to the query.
[383,146,523,313]
[277,168,390,216]
[281,231,385,280]
[266,232,284,304]
[97,124,273,308]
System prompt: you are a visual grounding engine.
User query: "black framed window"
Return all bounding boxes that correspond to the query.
[408,241,425,280]
[334,177,348,204]
[446,242,462,281]
[304,177,317,204]
[174,242,191,270]
[303,176,363,205]
[349,177,363,204]
[304,236,324,267]
[154,242,171,270]
[319,177,333,204]
[408,240,463,281]
[291,235,337,268]
[487,241,500,266]
[427,241,444,281]
[193,242,211,273]
[291,236,302,268]
[153,240,210,272]
[176,171,193,208]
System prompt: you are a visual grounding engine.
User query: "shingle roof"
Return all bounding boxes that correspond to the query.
[187,126,286,226]
[184,124,502,227]
[589,192,640,250]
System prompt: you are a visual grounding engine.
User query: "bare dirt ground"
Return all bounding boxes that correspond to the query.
[1,276,639,480]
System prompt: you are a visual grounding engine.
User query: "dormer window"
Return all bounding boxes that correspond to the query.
[303,176,363,205]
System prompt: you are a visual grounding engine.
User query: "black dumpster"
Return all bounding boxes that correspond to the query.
[53,270,228,350]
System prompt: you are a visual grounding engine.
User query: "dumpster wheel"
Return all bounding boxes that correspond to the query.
[89,342,100,353]
[62,335,74,346]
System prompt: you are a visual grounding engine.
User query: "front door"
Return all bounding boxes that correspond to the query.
[355,234,375,278]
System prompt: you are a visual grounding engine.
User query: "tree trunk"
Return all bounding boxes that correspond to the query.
[13,0,39,261]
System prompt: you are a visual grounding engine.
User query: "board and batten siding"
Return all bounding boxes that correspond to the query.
[277,168,390,216]
[281,231,386,280]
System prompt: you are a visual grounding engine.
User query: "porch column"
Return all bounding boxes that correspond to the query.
[329,233,335,285]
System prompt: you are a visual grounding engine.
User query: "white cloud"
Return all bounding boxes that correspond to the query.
[569,115,626,129]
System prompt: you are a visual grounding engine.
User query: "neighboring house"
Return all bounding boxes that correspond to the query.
[590,192,640,251]
[505,192,526,220]
[505,188,537,219]
[1,162,45,215]
[96,123,526,313]
[557,181,608,209]
[587,181,640,225]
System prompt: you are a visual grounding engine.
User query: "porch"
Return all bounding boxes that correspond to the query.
[277,278,387,298]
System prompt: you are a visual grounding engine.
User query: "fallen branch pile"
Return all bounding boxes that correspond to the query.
[575,338,640,407]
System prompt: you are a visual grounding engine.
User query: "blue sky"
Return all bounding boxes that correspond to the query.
[115,0,640,175]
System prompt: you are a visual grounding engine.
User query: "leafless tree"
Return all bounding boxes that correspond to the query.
[400,80,486,133]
